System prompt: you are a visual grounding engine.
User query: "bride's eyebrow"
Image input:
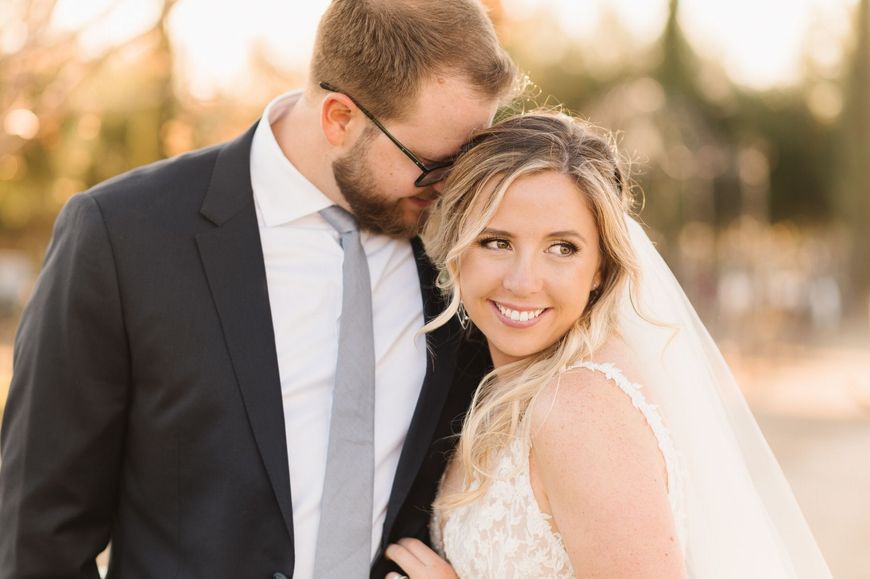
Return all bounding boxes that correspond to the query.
[548,230,587,244]
[478,228,512,237]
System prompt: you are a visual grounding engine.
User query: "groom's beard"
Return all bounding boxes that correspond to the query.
[332,139,430,239]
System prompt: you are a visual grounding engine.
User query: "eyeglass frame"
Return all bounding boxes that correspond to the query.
[319,81,455,187]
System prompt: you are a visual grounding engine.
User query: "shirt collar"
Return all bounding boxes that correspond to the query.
[250,90,334,227]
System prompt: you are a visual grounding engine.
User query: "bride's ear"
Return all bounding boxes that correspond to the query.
[587,272,604,307]
[591,271,602,292]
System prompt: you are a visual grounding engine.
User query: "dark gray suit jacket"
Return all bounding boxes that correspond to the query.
[0,124,490,579]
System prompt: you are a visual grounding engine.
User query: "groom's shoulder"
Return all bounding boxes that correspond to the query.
[85,140,226,215]
[81,121,257,223]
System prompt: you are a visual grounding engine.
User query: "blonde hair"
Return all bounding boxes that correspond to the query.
[310,0,519,121]
[422,112,641,510]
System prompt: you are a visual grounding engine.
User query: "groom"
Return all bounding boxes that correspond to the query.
[0,1,516,577]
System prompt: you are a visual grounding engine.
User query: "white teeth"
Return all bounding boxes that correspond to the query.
[496,303,544,322]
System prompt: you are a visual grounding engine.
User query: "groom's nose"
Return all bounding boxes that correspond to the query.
[431,179,447,195]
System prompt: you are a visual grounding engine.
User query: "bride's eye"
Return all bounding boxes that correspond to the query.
[479,237,511,251]
[546,241,578,256]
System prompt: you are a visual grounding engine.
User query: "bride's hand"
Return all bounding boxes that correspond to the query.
[385,538,459,579]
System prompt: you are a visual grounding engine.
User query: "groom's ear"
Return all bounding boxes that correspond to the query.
[321,93,361,148]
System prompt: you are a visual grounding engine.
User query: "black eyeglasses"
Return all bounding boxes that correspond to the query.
[320,81,455,187]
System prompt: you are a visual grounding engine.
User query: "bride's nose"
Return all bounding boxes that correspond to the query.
[502,254,544,296]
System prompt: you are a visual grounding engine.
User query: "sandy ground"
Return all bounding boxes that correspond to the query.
[756,413,870,579]
[1,340,868,576]
[725,343,870,579]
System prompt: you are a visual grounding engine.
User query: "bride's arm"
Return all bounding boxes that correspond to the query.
[530,368,688,579]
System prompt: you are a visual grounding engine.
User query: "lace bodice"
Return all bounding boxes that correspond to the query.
[431,361,686,578]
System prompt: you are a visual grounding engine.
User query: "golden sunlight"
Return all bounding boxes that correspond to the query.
[45,0,856,97]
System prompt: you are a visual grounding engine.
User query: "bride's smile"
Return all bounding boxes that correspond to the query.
[490,300,549,325]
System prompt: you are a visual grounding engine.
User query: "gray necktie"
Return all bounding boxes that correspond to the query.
[313,205,376,579]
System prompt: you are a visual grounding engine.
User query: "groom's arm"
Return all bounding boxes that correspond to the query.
[0,192,130,579]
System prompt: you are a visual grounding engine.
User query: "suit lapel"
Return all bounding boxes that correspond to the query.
[195,123,294,541]
[381,237,463,539]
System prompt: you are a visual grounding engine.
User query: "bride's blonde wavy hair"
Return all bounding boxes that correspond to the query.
[422,112,641,510]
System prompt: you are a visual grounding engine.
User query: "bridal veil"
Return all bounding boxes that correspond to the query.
[618,216,832,578]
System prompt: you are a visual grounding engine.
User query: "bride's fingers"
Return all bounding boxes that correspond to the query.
[395,537,444,566]
[385,541,424,575]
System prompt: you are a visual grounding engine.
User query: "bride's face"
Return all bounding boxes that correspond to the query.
[459,170,602,368]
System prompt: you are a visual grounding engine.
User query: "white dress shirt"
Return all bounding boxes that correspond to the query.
[249,91,428,579]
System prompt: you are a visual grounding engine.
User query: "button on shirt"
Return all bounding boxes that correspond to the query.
[249,91,428,579]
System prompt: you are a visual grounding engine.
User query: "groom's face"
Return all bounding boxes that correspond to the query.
[333,76,499,238]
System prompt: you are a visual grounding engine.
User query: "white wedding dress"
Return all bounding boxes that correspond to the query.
[431,360,687,579]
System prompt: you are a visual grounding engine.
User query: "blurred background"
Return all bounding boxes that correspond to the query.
[1,0,868,575]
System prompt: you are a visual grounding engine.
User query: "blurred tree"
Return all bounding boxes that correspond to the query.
[839,0,870,301]
[0,0,179,258]
[658,0,697,98]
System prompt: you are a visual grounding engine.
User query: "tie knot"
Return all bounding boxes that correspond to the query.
[319,205,358,234]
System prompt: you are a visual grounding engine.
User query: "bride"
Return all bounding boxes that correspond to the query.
[384,113,832,578]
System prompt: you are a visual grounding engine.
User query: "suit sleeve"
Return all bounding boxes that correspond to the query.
[0,193,131,579]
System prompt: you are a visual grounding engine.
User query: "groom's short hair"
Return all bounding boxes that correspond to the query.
[310,0,518,120]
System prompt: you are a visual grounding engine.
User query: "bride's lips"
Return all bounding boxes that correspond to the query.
[489,300,550,328]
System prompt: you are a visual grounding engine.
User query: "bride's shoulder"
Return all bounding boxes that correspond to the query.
[528,352,684,577]
[529,337,658,458]
[528,341,671,512]
[532,337,633,413]
[531,366,644,443]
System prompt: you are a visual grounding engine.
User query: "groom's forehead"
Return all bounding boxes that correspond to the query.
[394,79,499,158]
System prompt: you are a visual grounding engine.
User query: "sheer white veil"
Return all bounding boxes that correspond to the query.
[620,216,832,578]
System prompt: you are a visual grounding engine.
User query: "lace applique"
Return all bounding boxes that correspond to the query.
[433,437,575,578]
[431,361,686,578]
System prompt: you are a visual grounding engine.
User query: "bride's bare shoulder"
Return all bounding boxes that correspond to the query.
[529,335,641,429]
[528,336,683,577]
[528,334,669,495]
